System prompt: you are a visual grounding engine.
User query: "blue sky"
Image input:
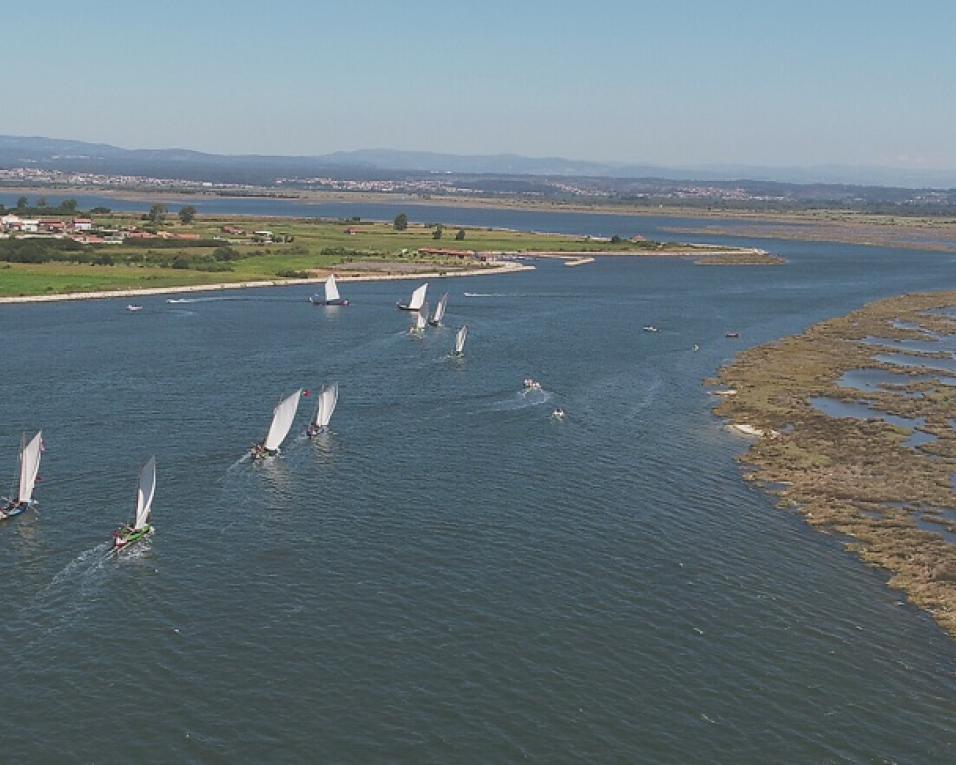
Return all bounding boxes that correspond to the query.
[2,0,954,169]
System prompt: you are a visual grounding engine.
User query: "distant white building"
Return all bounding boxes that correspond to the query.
[19,218,39,233]
[72,218,93,231]
[0,213,21,230]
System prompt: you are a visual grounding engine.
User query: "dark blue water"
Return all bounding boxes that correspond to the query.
[2,219,955,762]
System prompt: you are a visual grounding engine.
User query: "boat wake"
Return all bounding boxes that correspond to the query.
[10,542,115,656]
[165,296,299,304]
[48,541,113,586]
[489,389,554,410]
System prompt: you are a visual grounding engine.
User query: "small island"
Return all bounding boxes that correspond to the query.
[713,292,956,638]
[0,201,780,301]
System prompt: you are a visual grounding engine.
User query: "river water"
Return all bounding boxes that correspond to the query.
[1,202,955,763]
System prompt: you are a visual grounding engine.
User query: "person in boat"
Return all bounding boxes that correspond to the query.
[1,499,22,517]
[251,442,272,459]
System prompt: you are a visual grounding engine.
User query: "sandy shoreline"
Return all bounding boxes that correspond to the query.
[0,261,534,305]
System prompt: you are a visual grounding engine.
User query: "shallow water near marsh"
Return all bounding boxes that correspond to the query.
[1,211,956,763]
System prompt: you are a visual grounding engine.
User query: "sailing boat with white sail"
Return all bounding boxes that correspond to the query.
[112,456,156,550]
[1,431,43,520]
[310,274,349,306]
[306,383,338,437]
[251,389,302,460]
[397,282,428,311]
[451,324,468,357]
[428,292,448,326]
[410,309,427,336]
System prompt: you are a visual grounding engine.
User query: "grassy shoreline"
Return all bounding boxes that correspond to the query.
[0,261,534,304]
[0,214,776,299]
[712,292,956,639]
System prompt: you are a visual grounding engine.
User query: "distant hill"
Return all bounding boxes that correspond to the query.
[1,134,955,189]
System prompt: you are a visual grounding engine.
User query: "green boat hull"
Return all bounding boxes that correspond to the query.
[113,524,154,550]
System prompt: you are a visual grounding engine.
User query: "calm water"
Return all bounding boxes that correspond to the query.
[2,211,956,763]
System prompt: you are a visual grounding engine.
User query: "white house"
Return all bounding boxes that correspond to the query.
[72,218,93,231]
[0,213,22,230]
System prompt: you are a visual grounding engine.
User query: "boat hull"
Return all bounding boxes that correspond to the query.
[0,501,28,521]
[311,296,349,306]
[251,446,279,461]
[396,304,420,311]
[113,525,154,550]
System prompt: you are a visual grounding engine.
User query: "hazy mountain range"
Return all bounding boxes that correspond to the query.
[1,135,955,189]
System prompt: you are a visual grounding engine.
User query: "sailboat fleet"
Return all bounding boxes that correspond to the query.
[1,277,478,551]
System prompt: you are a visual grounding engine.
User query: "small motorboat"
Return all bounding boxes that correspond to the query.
[725,332,740,339]
[551,408,566,420]
[693,344,700,352]
[113,456,156,551]
[523,378,542,392]
[127,304,143,313]
[642,325,658,333]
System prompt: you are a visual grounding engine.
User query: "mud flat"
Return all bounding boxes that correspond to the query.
[712,291,956,638]
[523,246,782,266]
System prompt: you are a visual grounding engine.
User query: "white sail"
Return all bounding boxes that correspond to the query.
[264,389,302,451]
[133,456,156,530]
[324,274,340,302]
[454,324,468,355]
[313,383,339,429]
[415,311,427,331]
[18,431,42,504]
[408,282,428,311]
[431,293,448,324]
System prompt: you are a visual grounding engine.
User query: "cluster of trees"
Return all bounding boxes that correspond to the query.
[0,238,85,263]
[0,197,109,217]
[144,204,197,224]
[430,225,467,241]
[118,238,222,250]
[0,238,247,272]
[392,214,465,241]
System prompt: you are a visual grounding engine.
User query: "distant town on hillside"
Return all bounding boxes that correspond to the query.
[2,135,956,215]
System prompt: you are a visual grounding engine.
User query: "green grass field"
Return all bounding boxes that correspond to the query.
[0,215,664,297]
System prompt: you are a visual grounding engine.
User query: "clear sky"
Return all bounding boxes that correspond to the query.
[2,0,954,169]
